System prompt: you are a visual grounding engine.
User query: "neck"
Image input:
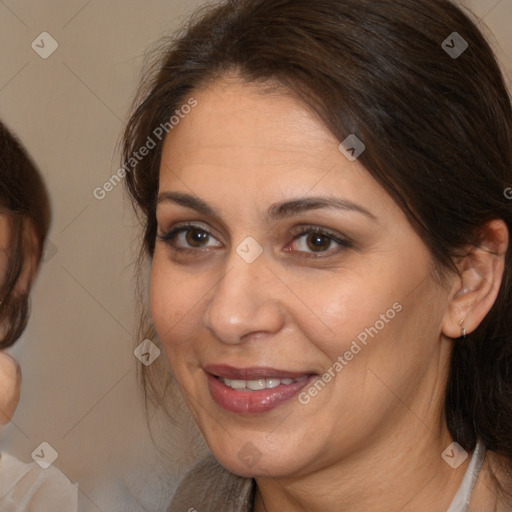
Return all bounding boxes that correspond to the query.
[254,424,470,512]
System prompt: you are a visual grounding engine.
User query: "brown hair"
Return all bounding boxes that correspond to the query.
[0,121,51,348]
[123,0,512,480]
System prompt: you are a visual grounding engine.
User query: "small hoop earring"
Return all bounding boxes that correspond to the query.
[458,319,467,339]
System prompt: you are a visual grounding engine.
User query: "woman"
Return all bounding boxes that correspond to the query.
[0,120,78,510]
[123,0,512,510]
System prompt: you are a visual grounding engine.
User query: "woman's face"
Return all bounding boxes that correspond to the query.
[150,76,456,478]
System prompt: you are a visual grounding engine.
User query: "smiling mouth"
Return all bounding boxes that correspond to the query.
[216,375,308,391]
[204,364,317,413]
[203,364,318,414]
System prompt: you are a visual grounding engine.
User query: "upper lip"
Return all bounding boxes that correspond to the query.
[204,364,316,380]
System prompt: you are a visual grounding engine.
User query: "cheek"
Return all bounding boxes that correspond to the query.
[149,256,207,357]
[294,274,402,357]
[293,261,441,393]
[149,258,182,347]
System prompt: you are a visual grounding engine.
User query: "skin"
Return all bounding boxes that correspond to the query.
[150,75,509,511]
[0,351,20,425]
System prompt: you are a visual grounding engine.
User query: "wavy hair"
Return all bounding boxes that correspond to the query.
[0,121,51,347]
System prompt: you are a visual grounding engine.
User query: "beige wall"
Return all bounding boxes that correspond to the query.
[0,1,510,511]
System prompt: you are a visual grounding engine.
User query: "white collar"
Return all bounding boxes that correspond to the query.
[446,440,486,512]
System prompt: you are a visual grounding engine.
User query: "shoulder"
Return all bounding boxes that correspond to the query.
[0,452,78,511]
[167,454,255,512]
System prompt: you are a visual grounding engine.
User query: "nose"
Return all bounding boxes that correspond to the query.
[203,250,285,345]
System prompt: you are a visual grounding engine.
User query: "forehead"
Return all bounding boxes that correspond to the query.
[161,77,337,170]
[158,78,402,224]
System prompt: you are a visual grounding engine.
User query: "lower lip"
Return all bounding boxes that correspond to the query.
[207,374,315,414]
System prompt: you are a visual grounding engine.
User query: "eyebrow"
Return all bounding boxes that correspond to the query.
[156,191,378,222]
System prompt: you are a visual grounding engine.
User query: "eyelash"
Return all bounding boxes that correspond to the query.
[157,222,352,258]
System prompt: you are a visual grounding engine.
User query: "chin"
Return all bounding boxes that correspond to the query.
[206,434,310,479]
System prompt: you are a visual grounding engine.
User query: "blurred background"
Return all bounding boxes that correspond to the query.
[0,0,510,510]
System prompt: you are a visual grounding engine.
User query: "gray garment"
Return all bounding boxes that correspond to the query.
[167,455,254,512]
[168,442,487,512]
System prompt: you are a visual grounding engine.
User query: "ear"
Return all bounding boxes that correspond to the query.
[442,219,509,339]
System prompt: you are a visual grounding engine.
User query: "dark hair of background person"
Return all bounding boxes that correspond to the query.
[0,121,51,348]
[122,0,512,491]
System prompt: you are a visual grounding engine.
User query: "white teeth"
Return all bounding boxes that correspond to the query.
[229,379,246,390]
[265,379,281,389]
[220,376,307,391]
[247,379,266,390]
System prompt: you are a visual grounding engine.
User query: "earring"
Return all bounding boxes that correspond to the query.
[458,319,467,339]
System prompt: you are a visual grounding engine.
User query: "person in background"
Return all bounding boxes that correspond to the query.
[0,120,78,511]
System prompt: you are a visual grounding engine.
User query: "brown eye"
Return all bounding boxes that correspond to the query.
[185,228,210,247]
[306,233,332,252]
[288,227,352,256]
[157,223,222,251]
